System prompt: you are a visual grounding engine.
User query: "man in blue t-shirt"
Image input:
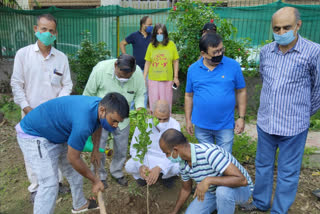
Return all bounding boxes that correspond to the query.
[185,33,247,153]
[15,92,129,214]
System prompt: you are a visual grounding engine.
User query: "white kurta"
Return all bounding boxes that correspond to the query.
[125,117,181,179]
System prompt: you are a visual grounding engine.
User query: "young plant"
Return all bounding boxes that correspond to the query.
[129,108,159,214]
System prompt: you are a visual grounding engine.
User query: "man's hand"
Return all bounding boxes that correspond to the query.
[193,178,210,201]
[186,120,194,135]
[92,178,105,195]
[173,77,180,88]
[146,166,161,185]
[139,165,150,180]
[234,118,245,134]
[90,150,101,166]
[23,106,33,115]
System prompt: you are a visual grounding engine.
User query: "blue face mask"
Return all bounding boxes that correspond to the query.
[35,31,56,46]
[100,113,116,132]
[168,151,182,163]
[273,30,296,46]
[146,26,153,34]
[156,34,164,42]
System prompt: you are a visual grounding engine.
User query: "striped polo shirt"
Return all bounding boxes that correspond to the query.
[257,35,320,136]
[180,143,253,194]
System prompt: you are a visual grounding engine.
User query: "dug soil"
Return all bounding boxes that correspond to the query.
[0,119,320,214]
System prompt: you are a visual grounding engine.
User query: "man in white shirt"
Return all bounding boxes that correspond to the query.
[125,100,180,187]
[10,14,73,203]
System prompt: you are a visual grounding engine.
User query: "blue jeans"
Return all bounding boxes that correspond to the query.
[252,125,308,214]
[194,126,234,153]
[186,186,251,214]
[17,136,86,214]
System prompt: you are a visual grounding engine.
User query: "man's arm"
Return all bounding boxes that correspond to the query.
[133,66,146,109]
[10,50,31,113]
[310,55,320,115]
[185,92,194,135]
[67,146,104,194]
[194,162,248,201]
[91,127,102,166]
[170,179,192,214]
[120,39,128,54]
[144,61,151,81]
[235,87,247,134]
[58,56,73,97]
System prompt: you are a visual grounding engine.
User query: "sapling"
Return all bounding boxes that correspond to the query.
[129,108,159,214]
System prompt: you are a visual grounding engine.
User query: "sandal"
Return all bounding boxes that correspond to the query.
[240,202,266,212]
[71,198,100,213]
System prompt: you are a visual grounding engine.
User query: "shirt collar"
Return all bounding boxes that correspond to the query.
[272,34,302,54]
[189,143,197,167]
[34,41,56,57]
[198,56,225,70]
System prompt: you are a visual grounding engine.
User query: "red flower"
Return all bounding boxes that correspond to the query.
[173,6,177,11]
[238,48,241,51]
[210,19,214,23]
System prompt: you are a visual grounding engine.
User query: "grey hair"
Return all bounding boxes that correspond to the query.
[153,100,170,114]
[294,8,301,23]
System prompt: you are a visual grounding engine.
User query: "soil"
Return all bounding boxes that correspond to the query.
[0,115,320,214]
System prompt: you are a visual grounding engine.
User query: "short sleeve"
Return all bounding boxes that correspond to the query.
[145,44,152,62]
[181,170,190,181]
[125,32,136,45]
[185,67,193,93]
[206,147,231,174]
[234,62,246,89]
[67,124,92,151]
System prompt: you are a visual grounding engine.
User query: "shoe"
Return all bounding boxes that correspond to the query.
[240,202,266,212]
[115,176,128,186]
[101,180,108,189]
[312,189,320,200]
[136,179,147,187]
[58,183,71,194]
[71,198,100,213]
[30,191,37,204]
[161,176,176,189]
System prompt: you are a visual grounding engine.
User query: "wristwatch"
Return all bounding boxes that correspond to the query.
[239,116,245,120]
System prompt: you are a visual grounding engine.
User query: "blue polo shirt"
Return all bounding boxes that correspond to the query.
[125,31,151,70]
[186,56,245,130]
[20,95,101,151]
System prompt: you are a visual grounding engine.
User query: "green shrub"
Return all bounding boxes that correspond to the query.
[69,30,111,94]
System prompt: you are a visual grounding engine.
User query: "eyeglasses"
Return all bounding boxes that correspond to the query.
[209,47,225,56]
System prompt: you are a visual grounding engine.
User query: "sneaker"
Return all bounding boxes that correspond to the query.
[30,191,37,204]
[136,179,147,187]
[58,183,71,194]
[161,176,176,189]
[71,198,100,213]
[101,180,108,189]
[312,189,320,200]
[114,176,128,186]
[240,202,266,212]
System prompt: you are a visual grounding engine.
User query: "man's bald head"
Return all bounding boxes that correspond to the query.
[272,7,301,24]
[153,100,170,123]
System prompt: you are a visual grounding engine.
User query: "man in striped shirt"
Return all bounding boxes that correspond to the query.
[159,129,253,214]
[242,7,320,213]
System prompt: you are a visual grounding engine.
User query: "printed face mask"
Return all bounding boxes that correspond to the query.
[35,31,56,46]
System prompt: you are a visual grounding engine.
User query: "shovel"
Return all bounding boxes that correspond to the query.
[94,162,107,214]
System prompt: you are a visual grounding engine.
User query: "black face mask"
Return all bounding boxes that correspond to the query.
[209,54,223,64]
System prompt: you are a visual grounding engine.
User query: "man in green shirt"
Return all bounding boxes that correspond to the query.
[83,54,146,187]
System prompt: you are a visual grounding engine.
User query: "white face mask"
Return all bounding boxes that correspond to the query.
[157,121,169,131]
[115,73,129,83]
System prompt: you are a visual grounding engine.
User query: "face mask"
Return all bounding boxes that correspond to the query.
[168,151,182,163]
[207,54,223,64]
[156,34,164,42]
[273,30,296,46]
[100,113,116,132]
[35,31,56,46]
[115,73,129,83]
[157,121,169,131]
[146,26,153,34]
